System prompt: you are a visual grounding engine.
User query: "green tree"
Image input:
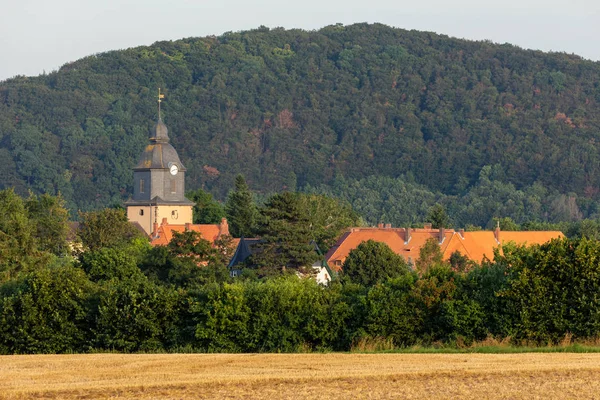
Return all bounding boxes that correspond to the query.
[24,192,70,256]
[0,265,95,353]
[77,208,145,251]
[499,238,600,343]
[187,188,225,224]
[296,193,362,251]
[415,238,445,274]
[496,217,520,231]
[427,204,450,229]
[225,175,257,237]
[250,192,318,274]
[0,189,41,281]
[342,240,409,286]
[141,230,229,287]
[79,246,144,282]
[92,274,181,352]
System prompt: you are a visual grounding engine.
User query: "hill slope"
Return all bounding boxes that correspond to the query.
[1,23,599,225]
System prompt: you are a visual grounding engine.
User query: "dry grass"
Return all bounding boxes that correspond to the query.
[1,353,600,399]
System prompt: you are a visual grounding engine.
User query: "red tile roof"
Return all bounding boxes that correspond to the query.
[325,227,564,271]
[150,218,233,246]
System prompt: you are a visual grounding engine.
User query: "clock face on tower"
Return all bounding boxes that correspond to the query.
[170,164,179,175]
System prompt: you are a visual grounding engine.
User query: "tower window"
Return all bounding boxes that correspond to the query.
[140,179,145,193]
[170,180,176,193]
[139,209,144,216]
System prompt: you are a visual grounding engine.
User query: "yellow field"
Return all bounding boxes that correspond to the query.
[1,353,600,399]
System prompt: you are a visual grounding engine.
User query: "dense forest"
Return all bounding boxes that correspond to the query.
[1,23,600,227]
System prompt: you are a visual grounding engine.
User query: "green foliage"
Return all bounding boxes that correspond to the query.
[250,192,319,274]
[427,204,450,229]
[77,208,145,251]
[296,193,362,251]
[225,175,258,237]
[415,238,445,274]
[0,265,95,353]
[24,192,69,255]
[79,245,145,282]
[187,188,225,224]
[0,189,38,280]
[342,240,409,286]
[0,189,69,281]
[499,238,600,343]
[496,217,520,231]
[140,231,230,288]
[92,274,181,352]
[1,24,600,230]
[187,277,353,352]
[363,274,420,346]
[3,235,600,352]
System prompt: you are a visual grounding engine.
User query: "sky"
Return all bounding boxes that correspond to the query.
[1,0,598,81]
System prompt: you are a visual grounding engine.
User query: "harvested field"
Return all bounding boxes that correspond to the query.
[1,353,600,399]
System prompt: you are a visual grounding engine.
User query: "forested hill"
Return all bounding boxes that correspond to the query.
[1,23,600,226]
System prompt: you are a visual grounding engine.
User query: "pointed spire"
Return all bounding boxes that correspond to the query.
[158,88,165,120]
[150,88,169,143]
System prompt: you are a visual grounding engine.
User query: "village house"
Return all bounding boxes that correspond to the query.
[325,223,564,271]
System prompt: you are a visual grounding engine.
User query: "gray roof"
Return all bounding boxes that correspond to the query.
[150,118,170,143]
[134,119,187,171]
[124,196,195,206]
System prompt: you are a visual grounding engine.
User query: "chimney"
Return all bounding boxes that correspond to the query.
[494,222,500,243]
[161,217,168,226]
[185,222,191,231]
[459,229,465,239]
[439,227,445,243]
[152,222,158,237]
[405,228,411,243]
[385,223,391,229]
[378,223,384,228]
[424,223,432,229]
[219,217,230,236]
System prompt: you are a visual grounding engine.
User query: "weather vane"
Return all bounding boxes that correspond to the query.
[157,88,165,119]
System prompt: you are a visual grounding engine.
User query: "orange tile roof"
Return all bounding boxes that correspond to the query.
[150,218,232,247]
[325,227,564,271]
[151,224,222,246]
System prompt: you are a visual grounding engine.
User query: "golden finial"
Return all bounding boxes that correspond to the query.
[157,88,165,119]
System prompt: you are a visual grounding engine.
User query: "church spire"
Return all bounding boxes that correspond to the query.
[150,88,169,143]
[158,87,165,120]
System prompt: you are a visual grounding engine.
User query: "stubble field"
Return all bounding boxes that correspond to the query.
[1,353,600,399]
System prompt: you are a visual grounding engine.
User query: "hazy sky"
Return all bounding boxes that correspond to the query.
[1,0,598,81]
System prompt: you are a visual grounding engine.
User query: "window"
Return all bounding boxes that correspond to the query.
[140,179,145,193]
[139,209,144,216]
[170,179,176,193]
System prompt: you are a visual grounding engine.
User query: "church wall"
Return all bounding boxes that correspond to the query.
[155,205,193,226]
[133,171,151,201]
[150,171,167,199]
[161,171,186,202]
[127,204,193,236]
[127,205,154,235]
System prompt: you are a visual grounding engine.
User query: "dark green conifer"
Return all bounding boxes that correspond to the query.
[225,175,257,237]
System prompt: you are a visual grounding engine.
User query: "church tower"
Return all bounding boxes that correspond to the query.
[126,91,194,236]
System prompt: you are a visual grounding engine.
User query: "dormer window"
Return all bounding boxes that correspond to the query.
[140,179,145,193]
[170,180,176,193]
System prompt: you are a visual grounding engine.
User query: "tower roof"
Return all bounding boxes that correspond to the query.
[150,118,170,143]
[134,118,186,170]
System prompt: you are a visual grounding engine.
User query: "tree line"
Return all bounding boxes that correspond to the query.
[2,187,600,353]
